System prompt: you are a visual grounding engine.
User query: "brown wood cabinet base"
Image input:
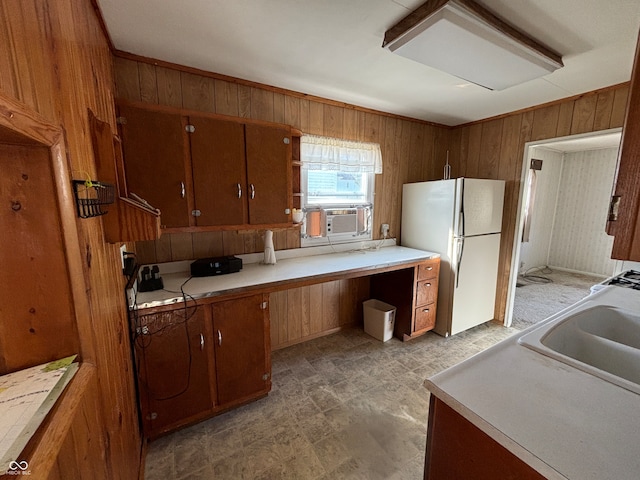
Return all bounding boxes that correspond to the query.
[133,294,271,439]
[371,258,440,340]
[424,396,546,480]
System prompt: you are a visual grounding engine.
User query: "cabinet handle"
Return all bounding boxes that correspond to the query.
[237,183,242,198]
[424,283,431,287]
[250,183,255,199]
[423,308,430,313]
[200,333,204,350]
[427,266,433,271]
[180,182,185,199]
[217,330,222,346]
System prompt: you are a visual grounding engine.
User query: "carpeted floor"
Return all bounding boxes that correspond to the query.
[511,268,605,331]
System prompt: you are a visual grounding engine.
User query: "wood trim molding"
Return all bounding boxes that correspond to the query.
[116,98,295,131]
[89,0,115,52]
[0,89,95,362]
[19,364,95,476]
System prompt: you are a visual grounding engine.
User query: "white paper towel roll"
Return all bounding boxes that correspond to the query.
[263,230,276,265]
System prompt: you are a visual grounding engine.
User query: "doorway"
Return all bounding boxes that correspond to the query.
[504,128,622,329]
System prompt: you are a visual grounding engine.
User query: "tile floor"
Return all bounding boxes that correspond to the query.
[144,323,519,480]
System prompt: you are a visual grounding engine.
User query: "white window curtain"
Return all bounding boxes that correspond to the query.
[300,134,383,173]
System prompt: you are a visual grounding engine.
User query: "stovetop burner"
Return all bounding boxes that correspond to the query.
[620,269,640,281]
[604,270,640,289]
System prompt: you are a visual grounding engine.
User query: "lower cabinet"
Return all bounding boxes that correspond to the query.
[134,306,214,437]
[212,294,272,405]
[425,396,546,480]
[370,258,440,340]
[133,293,271,438]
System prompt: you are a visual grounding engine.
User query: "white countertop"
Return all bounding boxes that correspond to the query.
[425,285,640,480]
[134,244,438,309]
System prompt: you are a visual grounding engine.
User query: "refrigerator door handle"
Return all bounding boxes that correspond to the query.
[459,178,465,237]
[455,237,464,288]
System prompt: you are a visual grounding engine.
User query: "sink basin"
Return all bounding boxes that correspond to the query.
[518,304,640,395]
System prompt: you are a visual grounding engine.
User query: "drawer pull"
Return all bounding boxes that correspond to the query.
[422,308,430,313]
[424,283,431,287]
[427,266,433,271]
[237,183,242,198]
[250,183,255,199]
[180,181,185,198]
[200,333,205,350]
[217,330,222,346]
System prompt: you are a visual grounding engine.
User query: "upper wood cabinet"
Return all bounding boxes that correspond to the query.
[190,116,247,226]
[116,100,293,231]
[89,110,161,242]
[245,124,292,225]
[609,30,640,260]
[118,104,192,228]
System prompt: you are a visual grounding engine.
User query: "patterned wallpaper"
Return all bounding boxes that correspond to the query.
[548,147,618,276]
[519,148,563,273]
[520,146,618,276]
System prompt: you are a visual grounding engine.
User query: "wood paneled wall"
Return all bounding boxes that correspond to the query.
[20,366,109,480]
[1,0,140,477]
[114,54,631,331]
[112,55,449,265]
[270,278,370,350]
[447,84,629,323]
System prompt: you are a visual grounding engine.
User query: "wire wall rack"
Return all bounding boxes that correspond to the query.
[72,179,115,218]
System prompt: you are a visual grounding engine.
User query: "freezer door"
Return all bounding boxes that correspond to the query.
[401,180,456,265]
[435,233,501,336]
[454,178,505,236]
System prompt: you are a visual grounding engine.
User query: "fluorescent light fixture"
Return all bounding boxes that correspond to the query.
[383,0,563,90]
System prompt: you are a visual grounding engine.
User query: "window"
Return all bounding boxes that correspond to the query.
[304,170,372,205]
[299,135,382,246]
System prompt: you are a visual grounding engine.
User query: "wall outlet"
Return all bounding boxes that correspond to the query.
[381,223,390,236]
[120,244,127,270]
[136,325,149,335]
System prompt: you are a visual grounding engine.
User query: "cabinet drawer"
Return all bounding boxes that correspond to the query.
[416,279,437,306]
[417,260,439,280]
[414,304,436,332]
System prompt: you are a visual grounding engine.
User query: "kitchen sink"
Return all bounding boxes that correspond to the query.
[518,304,640,395]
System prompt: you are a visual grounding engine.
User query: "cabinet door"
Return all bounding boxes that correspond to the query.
[134,306,213,437]
[118,104,191,228]
[245,124,292,225]
[212,294,271,406]
[189,116,248,226]
[609,31,640,260]
[425,396,547,480]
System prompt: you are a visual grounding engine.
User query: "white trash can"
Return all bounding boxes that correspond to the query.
[363,299,396,342]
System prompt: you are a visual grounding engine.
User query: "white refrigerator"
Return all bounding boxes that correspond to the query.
[401,178,505,337]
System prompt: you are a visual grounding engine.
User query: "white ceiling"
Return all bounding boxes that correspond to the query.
[97,0,640,126]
